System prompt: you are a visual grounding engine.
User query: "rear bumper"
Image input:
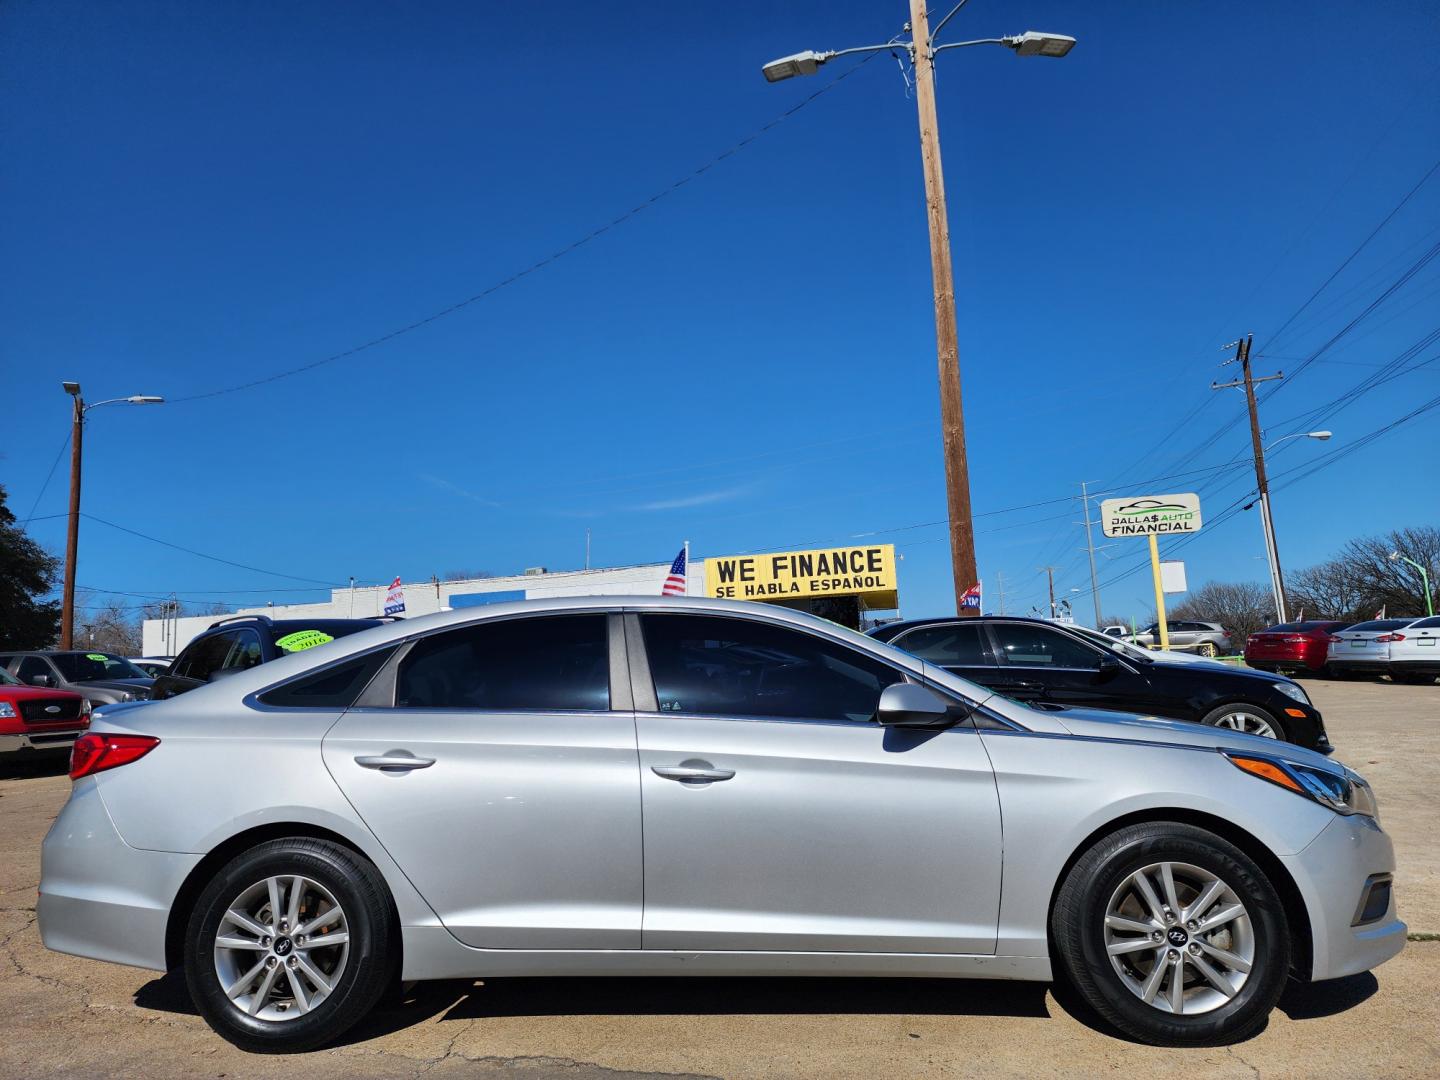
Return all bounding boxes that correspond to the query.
[1327,657,1389,674]
[38,778,199,972]
[1391,659,1440,675]
[0,728,83,754]
[1282,813,1405,982]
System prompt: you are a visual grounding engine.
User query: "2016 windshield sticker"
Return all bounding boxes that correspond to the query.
[85,653,108,661]
[274,630,335,652]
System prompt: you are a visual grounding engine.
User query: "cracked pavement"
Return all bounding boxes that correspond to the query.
[1,679,1436,1078]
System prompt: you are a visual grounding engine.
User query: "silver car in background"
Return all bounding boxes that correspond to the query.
[1327,618,1421,678]
[39,598,1403,1052]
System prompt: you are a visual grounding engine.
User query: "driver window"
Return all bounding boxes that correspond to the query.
[640,613,904,723]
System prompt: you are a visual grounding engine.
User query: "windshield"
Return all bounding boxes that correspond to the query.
[50,652,149,682]
[1069,623,1154,661]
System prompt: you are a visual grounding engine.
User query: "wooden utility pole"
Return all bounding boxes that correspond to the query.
[909,0,978,616]
[60,393,84,650]
[1040,565,1059,619]
[1079,480,1103,628]
[1213,335,1286,622]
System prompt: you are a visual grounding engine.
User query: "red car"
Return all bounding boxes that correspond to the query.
[0,665,90,761]
[1244,620,1352,676]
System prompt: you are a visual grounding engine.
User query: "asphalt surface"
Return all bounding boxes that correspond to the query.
[1,678,1435,1079]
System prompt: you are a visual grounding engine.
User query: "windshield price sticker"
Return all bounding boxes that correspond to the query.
[1099,493,1203,538]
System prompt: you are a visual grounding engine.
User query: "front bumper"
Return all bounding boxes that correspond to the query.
[38,778,200,972]
[1281,813,1406,982]
[0,728,84,754]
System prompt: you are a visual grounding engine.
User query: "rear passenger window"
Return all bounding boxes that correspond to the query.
[259,648,397,709]
[395,615,609,711]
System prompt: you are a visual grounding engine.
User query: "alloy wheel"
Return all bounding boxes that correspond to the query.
[1104,861,1255,1016]
[1210,710,1278,738]
[213,875,350,1022]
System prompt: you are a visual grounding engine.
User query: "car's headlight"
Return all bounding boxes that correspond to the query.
[1226,752,1377,818]
[1275,681,1309,706]
[0,701,14,718]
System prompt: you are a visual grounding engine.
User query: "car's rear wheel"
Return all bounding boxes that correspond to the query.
[1199,703,1285,741]
[1051,822,1290,1046]
[184,838,395,1052]
[1198,642,1218,658]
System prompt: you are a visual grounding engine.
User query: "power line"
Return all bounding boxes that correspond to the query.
[167,57,881,406]
[20,431,71,524]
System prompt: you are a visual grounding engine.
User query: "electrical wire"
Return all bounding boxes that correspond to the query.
[20,431,71,525]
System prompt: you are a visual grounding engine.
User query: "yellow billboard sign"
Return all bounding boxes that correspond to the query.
[705,544,898,608]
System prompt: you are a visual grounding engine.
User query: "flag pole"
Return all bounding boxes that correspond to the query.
[683,539,690,595]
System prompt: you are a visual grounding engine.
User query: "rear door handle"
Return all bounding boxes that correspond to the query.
[355,753,435,772]
[652,766,735,783]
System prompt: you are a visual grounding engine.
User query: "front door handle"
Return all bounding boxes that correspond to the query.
[652,765,735,783]
[355,753,435,772]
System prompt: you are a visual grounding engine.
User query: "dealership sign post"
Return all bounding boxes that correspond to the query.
[1098,494,1203,651]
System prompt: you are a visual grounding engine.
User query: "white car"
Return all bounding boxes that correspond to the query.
[1326,619,1421,679]
[1387,615,1440,685]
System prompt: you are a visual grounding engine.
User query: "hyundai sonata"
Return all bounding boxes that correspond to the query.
[39,598,1404,1051]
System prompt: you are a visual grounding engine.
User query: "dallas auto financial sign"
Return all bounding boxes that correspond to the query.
[1099,493,1204,538]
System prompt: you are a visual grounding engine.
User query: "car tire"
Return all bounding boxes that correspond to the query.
[1198,642,1217,658]
[184,838,395,1053]
[1051,821,1290,1046]
[1198,702,1287,742]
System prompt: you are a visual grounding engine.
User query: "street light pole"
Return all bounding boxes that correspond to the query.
[909,0,976,616]
[58,382,165,649]
[762,17,1075,616]
[1390,551,1435,616]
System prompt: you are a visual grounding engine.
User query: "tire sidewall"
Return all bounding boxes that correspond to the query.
[1068,827,1289,1043]
[1201,702,1288,742]
[184,840,391,1052]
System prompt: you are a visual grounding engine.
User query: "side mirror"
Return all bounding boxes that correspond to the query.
[29,673,52,687]
[1097,657,1122,679]
[877,683,957,728]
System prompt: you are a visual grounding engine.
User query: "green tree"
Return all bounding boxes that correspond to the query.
[0,484,61,649]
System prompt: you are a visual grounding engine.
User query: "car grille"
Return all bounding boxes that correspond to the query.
[19,698,83,723]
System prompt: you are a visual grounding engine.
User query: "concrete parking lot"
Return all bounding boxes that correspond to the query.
[1,679,1435,1079]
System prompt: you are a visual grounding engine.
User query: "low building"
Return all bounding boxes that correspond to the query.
[142,543,900,657]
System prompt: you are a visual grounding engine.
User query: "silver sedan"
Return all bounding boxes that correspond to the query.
[39,598,1404,1051]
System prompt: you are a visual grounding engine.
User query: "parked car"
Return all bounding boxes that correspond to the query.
[1127,621,1233,656]
[0,665,89,760]
[1070,624,1229,669]
[1245,621,1352,676]
[869,615,1328,749]
[39,597,1401,1051]
[1326,618,1421,679]
[1100,625,1130,638]
[128,657,174,678]
[150,615,396,699]
[1385,614,1440,684]
[0,650,153,707]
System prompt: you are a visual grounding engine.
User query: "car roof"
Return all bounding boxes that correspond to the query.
[868,614,1084,639]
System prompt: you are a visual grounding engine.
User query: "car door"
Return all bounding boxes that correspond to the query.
[15,655,56,689]
[322,612,643,950]
[987,621,1153,712]
[631,610,1001,954]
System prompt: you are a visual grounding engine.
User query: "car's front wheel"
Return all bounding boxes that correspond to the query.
[1052,822,1290,1045]
[184,838,395,1052]
[1199,703,1286,741]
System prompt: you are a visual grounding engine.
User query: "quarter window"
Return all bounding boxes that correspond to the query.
[990,624,1101,669]
[395,615,609,711]
[640,613,903,723]
[893,623,990,666]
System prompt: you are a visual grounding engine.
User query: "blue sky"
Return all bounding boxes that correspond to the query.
[3,0,1438,623]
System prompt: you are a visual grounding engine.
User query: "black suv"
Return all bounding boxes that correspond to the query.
[150,615,395,700]
[868,615,1330,752]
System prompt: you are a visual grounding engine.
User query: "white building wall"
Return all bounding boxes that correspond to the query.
[141,561,704,657]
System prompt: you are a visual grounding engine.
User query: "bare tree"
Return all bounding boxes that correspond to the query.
[1287,559,1370,621]
[1335,526,1438,618]
[75,598,142,656]
[1169,581,1275,643]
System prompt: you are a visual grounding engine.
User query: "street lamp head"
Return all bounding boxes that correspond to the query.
[1389,551,1401,562]
[761,50,827,82]
[62,381,81,396]
[1306,430,1332,441]
[126,395,165,405]
[1006,31,1077,58]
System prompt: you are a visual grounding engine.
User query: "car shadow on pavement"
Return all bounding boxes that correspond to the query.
[1276,971,1378,1020]
[0,754,69,781]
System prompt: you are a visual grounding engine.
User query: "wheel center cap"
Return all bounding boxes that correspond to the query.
[1167,927,1189,947]
[273,935,293,957]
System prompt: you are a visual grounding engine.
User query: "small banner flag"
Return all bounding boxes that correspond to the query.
[960,582,982,611]
[383,576,407,616]
[1374,605,1386,620]
[662,547,688,596]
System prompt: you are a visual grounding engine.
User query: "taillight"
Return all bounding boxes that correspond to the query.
[69,733,160,780]
[1375,634,1405,643]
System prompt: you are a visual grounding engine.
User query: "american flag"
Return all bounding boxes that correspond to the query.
[662,546,688,596]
